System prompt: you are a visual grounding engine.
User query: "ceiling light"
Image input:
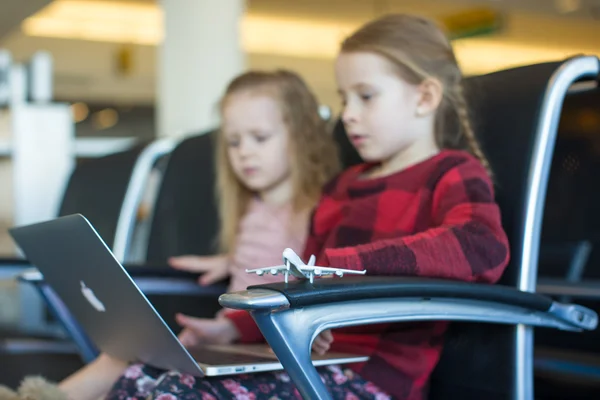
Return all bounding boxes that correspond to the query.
[92,108,119,130]
[20,0,599,76]
[22,0,162,45]
[71,102,89,123]
[555,0,581,13]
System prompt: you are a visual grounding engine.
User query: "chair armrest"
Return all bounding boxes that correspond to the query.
[219,277,598,400]
[0,258,31,266]
[221,276,597,331]
[124,264,229,296]
[248,276,554,311]
[0,258,34,278]
[122,263,200,277]
[17,265,228,296]
[537,277,600,301]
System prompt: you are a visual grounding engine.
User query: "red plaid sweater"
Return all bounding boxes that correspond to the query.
[226,149,510,400]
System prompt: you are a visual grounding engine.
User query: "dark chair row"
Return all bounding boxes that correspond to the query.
[3,55,600,398]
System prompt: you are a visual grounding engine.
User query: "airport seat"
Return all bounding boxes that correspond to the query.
[57,142,148,250]
[0,140,177,382]
[128,131,227,335]
[534,83,600,397]
[333,56,600,398]
[3,139,178,353]
[219,55,600,400]
[0,336,83,387]
[144,131,220,263]
[1,143,152,338]
[61,138,179,263]
[15,132,228,363]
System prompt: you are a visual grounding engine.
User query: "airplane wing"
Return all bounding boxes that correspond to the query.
[245,264,287,276]
[302,265,367,276]
[245,262,297,283]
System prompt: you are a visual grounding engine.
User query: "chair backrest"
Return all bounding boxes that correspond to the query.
[145,131,219,263]
[533,83,600,372]
[429,57,600,399]
[539,85,600,279]
[58,144,147,248]
[141,132,223,333]
[332,56,600,399]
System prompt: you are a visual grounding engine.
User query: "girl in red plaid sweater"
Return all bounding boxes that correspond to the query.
[226,13,511,399]
[40,14,509,400]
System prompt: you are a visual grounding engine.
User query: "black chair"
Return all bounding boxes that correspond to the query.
[3,144,150,339]
[0,344,84,388]
[7,139,180,355]
[536,83,600,285]
[219,55,600,400]
[57,144,147,247]
[1,142,150,274]
[533,84,600,397]
[336,60,600,398]
[0,140,175,383]
[16,132,227,362]
[130,131,226,335]
[145,131,220,263]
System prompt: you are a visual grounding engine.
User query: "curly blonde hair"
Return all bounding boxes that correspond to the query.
[216,70,340,252]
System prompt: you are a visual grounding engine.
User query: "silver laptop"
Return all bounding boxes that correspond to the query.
[9,214,368,377]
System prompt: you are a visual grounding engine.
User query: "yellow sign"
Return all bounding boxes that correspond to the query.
[115,45,134,76]
[441,7,504,40]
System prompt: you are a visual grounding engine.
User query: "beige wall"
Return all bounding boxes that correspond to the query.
[0,111,15,256]
[1,10,599,115]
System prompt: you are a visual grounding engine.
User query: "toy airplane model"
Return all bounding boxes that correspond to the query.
[246,248,367,284]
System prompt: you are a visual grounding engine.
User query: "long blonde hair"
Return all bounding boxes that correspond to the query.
[341,14,490,173]
[216,70,340,253]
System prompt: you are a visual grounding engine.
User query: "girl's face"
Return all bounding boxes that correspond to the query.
[335,51,439,172]
[222,91,292,201]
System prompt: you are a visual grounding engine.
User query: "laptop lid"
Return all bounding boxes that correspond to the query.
[9,214,205,376]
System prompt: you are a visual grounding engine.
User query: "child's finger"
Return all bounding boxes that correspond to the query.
[313,335,325,348]
[169,256,211,272]
[321,330,334,344]
[313,342,329,355]
[175,313,190,327]
[312,336,330,355]
[178,328,200,348]
[199,269,228,286]
[175,313,206,335]
[312,331,333,350]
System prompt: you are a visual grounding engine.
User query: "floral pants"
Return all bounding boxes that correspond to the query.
[106,363,392,400]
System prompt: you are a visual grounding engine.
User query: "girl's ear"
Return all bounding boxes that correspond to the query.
[415,78,443,117]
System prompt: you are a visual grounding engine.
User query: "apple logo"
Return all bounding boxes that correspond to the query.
[80,281,106,312]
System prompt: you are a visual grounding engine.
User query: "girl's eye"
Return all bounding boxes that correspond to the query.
[255,134,271,143]
[227,139,240,147]
[360,93,373,101]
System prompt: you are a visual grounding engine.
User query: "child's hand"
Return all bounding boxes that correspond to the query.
[312,330,333,355]
[175,313,240,347]
[168,255,229,285]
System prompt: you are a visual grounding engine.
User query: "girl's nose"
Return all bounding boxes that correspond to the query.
[341,103,358,125]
